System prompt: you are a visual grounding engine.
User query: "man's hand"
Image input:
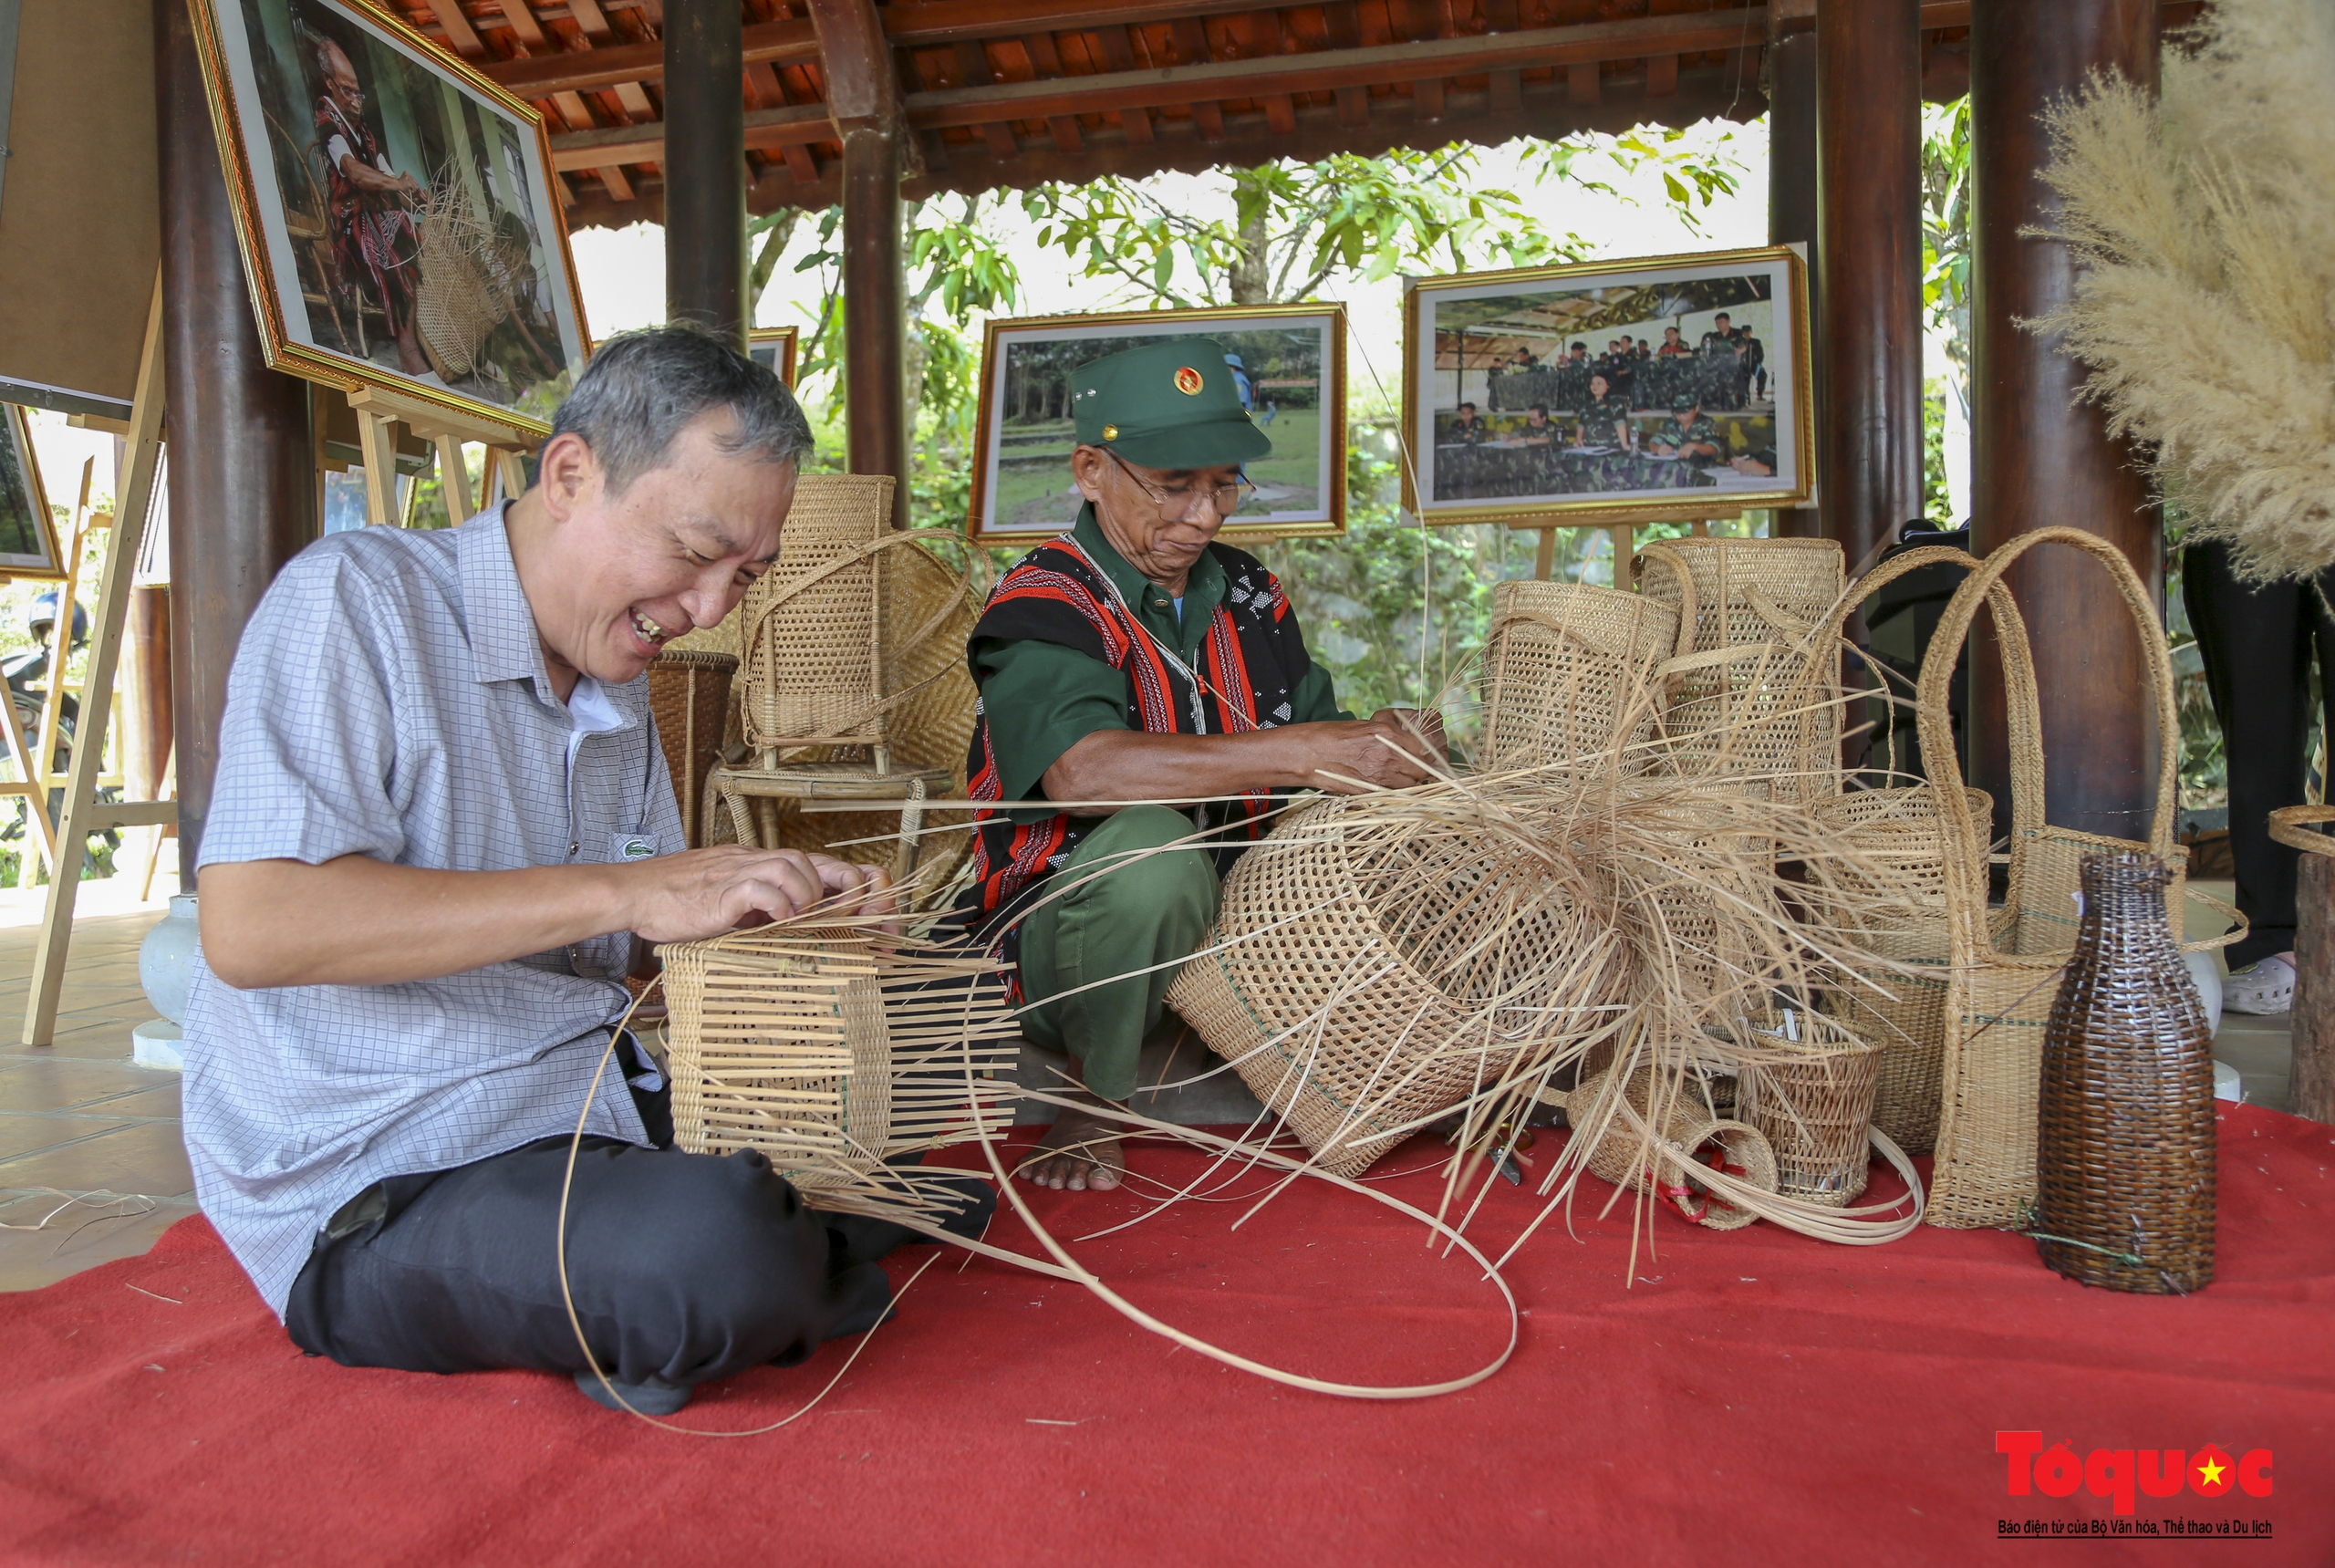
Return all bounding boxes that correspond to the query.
[1304,710,1445,794]
[200,848,895,992]
[626,847,892,944]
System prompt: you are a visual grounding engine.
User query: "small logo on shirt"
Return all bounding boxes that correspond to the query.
[615,835,658,860]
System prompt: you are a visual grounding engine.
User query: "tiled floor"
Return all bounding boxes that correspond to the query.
[0,903,196,1292]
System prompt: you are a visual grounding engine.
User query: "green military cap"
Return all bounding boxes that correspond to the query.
[1069,338,1272,471]
[1671,393,1699,411]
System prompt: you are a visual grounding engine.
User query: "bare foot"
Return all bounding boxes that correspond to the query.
[1017,1099,1126,1192]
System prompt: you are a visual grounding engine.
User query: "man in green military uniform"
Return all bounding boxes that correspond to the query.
[1567,372,1634,490]
[952,339,1443,1192]
[1649,394,1721,463]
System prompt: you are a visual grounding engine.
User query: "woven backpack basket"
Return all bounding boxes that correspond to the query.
[1165,794,1634,1179]
[1478,580,1678,775]
[1635,535,1846,801]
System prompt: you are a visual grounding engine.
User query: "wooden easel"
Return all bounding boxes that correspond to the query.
[1518,516,1719,585]
[21,278,178,1048]
[346,383,534,527]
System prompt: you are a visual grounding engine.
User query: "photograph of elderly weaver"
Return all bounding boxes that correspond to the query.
[182,328,988,1419]
[947,337,1444,1192]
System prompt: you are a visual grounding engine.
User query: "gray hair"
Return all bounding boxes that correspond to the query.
[552,325,815,495]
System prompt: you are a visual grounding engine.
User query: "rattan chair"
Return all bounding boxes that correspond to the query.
[702,474,956,887]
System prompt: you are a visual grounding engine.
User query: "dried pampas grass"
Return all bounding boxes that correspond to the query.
[2029,0,2335,581]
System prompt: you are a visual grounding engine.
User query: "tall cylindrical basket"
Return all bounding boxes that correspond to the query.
[2032,850,2216,1294]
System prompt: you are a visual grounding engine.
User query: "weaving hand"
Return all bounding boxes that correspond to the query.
[628,846,892,943]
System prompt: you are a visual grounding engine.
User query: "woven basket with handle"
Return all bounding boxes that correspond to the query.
[1917,527,2242,1230]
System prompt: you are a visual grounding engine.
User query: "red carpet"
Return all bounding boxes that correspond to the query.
[2,1103,2328,1567]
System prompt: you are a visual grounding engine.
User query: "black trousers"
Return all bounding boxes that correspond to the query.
[2182,538,2335,968]
[285,1084,892,1389]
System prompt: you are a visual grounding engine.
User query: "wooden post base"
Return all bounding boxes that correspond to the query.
[2295,849,2333,1125]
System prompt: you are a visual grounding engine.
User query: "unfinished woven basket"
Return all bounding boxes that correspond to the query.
[647,649,737,849]
[1636,535,1846,801]
[1478,581,1678,775]
[1562,1065,1779,1231]
[1733,1015,1883,1207]
[2032,850,2216,1293]
[659,926,1021,1221]
[1165,794,1634,1179]
[1917,527,2241,1230]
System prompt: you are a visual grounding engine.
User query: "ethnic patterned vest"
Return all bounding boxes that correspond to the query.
[949,532,1313,958]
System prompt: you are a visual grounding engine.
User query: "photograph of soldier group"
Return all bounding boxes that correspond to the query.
[1429,305,1777,503]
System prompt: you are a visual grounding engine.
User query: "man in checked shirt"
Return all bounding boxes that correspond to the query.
[185,327,983,1417]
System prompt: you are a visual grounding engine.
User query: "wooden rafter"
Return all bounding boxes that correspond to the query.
[374,0,2202,229]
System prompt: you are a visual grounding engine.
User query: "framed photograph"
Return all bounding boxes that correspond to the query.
[748,327,799,387]
[188,0,591,438]
[1402,246,1812,527]
[968,305,1345,547]
[0,404,63,580]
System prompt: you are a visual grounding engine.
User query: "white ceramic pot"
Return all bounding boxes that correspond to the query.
[139,892,200,1024]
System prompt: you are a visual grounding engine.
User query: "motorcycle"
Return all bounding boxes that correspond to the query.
[3,593,120,879]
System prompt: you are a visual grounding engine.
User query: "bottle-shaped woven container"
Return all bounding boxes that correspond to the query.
[2032,850,2216,1293]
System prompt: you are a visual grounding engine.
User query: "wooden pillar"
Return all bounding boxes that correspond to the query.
[663,0,748,350]
[1815,0,1923,574]
[1969,0,2160,841]
[1767,26,1821,542]
[810,0,909,528]
[158,0,316,878]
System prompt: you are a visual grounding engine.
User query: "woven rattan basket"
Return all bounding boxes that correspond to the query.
[1636,535,1846,801]
[766,537,981,888]
[1562,1065,1780,1231]
[659,926,1021,1220]
[647,649,737,848]
[2031,850,2216,1293]
[739,474,892,750]
[1478,581,1679,775]
[1810,783,1992,1153]
[1733,1015,1883,1207]
[1165,795,1634,1179]
[1917,527,2241,1230]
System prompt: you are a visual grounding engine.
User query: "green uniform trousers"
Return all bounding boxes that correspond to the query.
[1014,805,1221,1103]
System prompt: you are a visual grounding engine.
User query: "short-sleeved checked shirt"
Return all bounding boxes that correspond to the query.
[182,504,684,1316]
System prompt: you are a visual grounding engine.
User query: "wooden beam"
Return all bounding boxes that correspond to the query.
[425,0,488,57]
[882,0,1319,47]
[551,102,832,170]
[491,0,552,53]
[952,42,1022,158]
[479,16,817,96]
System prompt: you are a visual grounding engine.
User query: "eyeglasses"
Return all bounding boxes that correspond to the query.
[1105,448,1255,522]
